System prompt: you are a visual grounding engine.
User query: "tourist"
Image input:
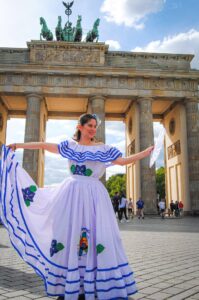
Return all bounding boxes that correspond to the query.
[178,201,184,217]
[1,113,153,300]
[169,200,175,217]
[112,191,120,218]
[136,196,145,219]
[158,199,166,219]
[128,197,134,219]
[174,201,180,217]
[118,192,129,223]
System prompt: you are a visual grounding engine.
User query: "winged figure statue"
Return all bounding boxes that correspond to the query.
[62,1,74,9]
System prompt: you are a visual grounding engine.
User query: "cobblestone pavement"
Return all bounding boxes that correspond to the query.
[0,216,199,299]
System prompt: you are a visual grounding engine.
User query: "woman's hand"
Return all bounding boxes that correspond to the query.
[7,143,17,151]
[143,145,154,157]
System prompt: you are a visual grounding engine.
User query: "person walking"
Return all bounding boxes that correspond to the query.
[1,113,153,300]
[136,197,145,219]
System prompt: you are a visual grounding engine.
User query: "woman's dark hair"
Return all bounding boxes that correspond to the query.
[73,113,100,142]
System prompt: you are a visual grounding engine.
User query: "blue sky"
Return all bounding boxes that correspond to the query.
[1,0,197,185]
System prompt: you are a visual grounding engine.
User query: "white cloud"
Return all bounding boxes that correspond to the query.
[100,0,165,29]
[105,40,121,50]
[6,119,25,144]
[132,29,199,69]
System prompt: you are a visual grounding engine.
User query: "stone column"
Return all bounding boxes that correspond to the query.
[0,99,8,156]
[185,98,199,214]
[23,94,43,184]
[89,95,105,143]
[138,98,157,214]
[89,95,106,184]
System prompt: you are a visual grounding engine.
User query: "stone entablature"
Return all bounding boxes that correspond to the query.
[0,41,194,71]
[0,48,28,64]
[0,73,198,98]
[106,52,193,70]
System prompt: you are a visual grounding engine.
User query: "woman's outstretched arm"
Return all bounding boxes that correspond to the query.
[6,142,59,154]
[113,146,154,166]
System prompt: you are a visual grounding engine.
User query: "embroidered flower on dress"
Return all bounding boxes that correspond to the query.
[96,244,105,255]
[50,239,65,257]
[70,164,93,176]
[22,185,37,207]
[79,228,90,257]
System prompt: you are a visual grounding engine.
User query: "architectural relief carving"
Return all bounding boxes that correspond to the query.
[127,139,135,156]
[32,49,100,65]
[167,140,181,159]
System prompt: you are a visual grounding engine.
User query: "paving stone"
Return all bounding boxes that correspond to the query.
[140,286,161,295]
[153,282,172,289]
[189,294,199,300]
[163,287,185,295]
[146,291,172,300]
[166,289,199,300]
[4,290,29,298]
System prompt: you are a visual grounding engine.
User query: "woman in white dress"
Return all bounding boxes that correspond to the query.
[1,113,153,300]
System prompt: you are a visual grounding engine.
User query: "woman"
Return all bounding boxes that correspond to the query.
[0,113,153,300]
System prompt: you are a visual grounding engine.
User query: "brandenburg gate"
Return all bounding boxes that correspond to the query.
[0,41,199,214]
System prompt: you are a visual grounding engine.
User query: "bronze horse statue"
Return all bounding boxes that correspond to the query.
[40,17,53,41]
[56,16,63,41]
[74,15,82,42]
[86,18,100,42]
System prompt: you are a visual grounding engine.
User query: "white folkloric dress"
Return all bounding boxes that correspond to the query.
[0,140,137,300]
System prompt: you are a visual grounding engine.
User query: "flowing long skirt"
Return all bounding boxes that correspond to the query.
[0,146,137,299]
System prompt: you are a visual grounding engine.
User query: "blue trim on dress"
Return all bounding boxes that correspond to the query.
[58,141,122,163]
[84,271,134,284]
[15,163,68,270]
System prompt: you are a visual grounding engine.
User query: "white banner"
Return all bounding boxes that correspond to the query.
[149,127,166,168]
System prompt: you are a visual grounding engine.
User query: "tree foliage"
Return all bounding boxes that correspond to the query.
[106,174,126,198]
[156,167,165,199]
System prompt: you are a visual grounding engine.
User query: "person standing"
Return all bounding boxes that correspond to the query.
[170,200,175,216]
[112,192,120,218]
[128,198,134,219]
[178,201,184,217]
[118,193,129,223]
[158,199,166,219]
[136,197,145,219]
[174,201,180,217]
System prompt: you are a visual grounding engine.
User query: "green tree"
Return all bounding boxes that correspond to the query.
[106,174,126,198]
[156,167,165,199]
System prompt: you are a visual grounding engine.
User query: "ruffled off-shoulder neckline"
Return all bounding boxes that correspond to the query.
[58,139,122,163]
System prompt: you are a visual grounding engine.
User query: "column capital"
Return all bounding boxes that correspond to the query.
[183,97,199,104]
[89,95,106,102]
[26,93,44,102]
[136,97,154,104]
